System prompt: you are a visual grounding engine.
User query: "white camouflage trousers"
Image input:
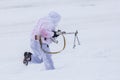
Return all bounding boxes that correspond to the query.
[30,39,55,70]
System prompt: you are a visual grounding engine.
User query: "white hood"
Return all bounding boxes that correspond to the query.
[48,11,61,26]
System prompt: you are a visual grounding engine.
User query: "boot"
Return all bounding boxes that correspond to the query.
[23,52,32,66]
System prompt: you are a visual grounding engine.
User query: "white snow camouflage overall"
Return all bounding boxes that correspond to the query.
[30,11,61,70]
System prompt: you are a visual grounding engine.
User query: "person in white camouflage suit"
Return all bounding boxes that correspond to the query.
[24,11,61,70]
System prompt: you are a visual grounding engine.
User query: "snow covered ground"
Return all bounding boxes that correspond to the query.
[0,0,120,80]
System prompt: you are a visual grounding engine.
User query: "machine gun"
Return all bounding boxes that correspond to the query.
[56,30,80,48]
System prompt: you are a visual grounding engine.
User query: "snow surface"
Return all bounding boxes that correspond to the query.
[0,0,120,80]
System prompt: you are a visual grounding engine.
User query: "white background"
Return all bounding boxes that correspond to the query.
[0,0,120,80]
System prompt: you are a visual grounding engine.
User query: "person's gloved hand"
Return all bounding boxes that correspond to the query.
[52,30,66,38]
[52,30,61,38]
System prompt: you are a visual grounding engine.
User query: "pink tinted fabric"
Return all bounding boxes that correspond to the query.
[31,18,55,44]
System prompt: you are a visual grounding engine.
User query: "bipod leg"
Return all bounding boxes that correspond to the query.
[76,34,80,45]
[73,30,78,48]
[73,35,76,48]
